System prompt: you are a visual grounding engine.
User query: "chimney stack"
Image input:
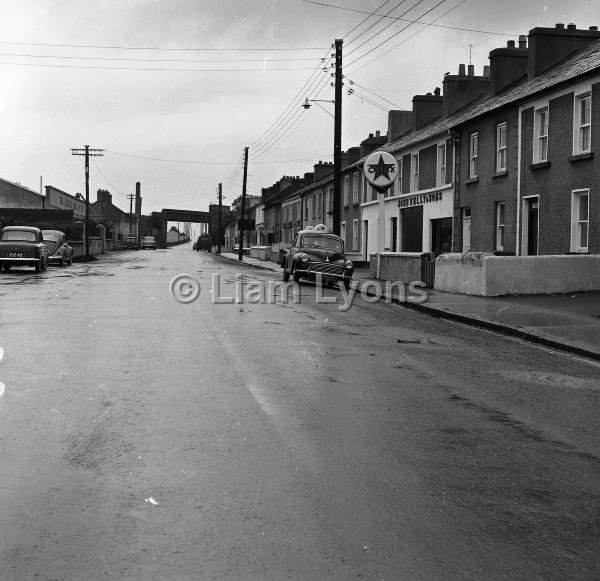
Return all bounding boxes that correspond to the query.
[488,34,528,95]
[442,63,489,117]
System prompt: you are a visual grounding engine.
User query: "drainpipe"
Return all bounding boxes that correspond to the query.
[516,105,523,255]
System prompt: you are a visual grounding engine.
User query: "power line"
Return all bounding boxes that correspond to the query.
[298,0,517,36]
[347,78,406,109]
[348,0,467,73]
[346,0,412,47]
[346,0,451,68]
[0,39,328,51]
[0,61,318,72]
[342,0,395,42]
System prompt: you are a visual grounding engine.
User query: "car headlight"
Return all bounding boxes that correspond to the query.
[299,253,309,262]
[345,260,353,269]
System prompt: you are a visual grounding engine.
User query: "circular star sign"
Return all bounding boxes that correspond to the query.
[363,151,398,193]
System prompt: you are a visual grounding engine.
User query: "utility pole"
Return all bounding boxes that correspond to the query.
[71,145,104,257]
[238,147,249,261]
[332,38,343,236]
[127,193,134,234]
[217,182,222,254]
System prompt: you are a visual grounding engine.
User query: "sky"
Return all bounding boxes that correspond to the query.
[1,0,599,215]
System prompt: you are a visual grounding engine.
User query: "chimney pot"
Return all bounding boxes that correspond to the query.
[375,130,380,137]
[467,64,474,76]
[518,35,527,48]
[458,63,466,75]
[483,65,490,78]
[556,23,565,29]
[369,133,373,138]
[434,86,441,95]
[507,40,515,48]
[567,23,576,30]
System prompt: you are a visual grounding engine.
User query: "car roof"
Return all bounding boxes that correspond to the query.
[298,230,342,240]
[3,225,41,232]
[42,229,65,236]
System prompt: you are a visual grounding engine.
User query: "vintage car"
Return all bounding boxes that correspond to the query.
[123,235,138,250]
[140,236,156,250]
[281,224,353,289]
[42,230,73,266]
[0,226,49,272]
[193,234,212,252]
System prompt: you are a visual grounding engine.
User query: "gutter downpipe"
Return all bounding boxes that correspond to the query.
[516,105,523,255]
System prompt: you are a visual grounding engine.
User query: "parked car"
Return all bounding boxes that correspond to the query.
[124,235,138,250]
[281,224,353,289]
[140,236,156,250]
[42,230,73,266]
[193,234,212,252]
[0,226,49,272]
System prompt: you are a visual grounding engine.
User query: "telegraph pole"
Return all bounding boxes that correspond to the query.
[127,193,135,234]
[333,38,343,236]
[238,146,249,261]
[71,145,104,257]
[217,182,222,254]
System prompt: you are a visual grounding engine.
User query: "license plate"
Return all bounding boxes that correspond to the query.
[8,253,24,258]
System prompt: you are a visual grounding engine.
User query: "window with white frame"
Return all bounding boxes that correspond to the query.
[437,143,446,186]
[571,189,589,252]
[496,122,507,172]
[574,92,591,154]
[396,157,402,194]
[352,219,359,251]
[534,106,549,162]
[352,173,359,204]
[343,175,349,207]
[469,132,478,178]
[495,201,506,251]
[410,153,419,192]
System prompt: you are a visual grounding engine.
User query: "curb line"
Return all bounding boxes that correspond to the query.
[359,284,600,362]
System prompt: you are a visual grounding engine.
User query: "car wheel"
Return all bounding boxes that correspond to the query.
[343,279,351,290]
[35,259,41,272]
[293,270,300,283]
[42,257,48,271]
[60,255,66,267]
[283,270,290,282]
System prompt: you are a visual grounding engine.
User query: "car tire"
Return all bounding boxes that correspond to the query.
[42,257,48,271]
[60,255,66,267]
[35,259,42,272]
[343,279,351,290]
[293,270,300,284]
[283,270,290,282]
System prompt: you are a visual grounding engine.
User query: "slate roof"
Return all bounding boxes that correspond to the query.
[377,37,600,156]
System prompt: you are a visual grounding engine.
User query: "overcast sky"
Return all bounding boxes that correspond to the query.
[1,0,599,214]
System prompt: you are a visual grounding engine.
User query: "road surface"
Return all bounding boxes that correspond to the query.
[1,243,599,580]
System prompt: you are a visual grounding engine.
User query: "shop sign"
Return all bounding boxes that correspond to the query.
[363,151,398,193]
[398,191,443,208]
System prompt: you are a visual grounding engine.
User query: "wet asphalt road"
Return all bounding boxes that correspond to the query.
[0,243,599,580]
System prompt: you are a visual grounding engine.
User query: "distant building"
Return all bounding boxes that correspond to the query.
[0,177,44,209]
[44,185,86,220]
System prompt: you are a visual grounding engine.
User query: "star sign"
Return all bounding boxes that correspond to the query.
[368,155,393,181]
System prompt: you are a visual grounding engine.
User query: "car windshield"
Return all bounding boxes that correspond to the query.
[1,230,37,242]
[301,235,343,252]
[44,238,59,252]
[143,237,154,242]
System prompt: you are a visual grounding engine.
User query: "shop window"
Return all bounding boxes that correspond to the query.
[574,93,591,154]
[534,106,549,163]
[496,123,507,172]
[571,189,589,252]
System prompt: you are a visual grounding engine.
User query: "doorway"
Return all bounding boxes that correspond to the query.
[390,217,398,252]
[431,217,453,254]
[523,197,539,255]
[462,208,471,251]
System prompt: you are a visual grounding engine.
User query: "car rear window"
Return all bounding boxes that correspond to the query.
[301,235,342,252]
[2,230,37,242]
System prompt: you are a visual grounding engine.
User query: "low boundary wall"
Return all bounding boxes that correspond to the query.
[435,252,600,295]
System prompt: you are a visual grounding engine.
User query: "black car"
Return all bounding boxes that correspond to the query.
[281,225,353,289]
[0,226,49,272]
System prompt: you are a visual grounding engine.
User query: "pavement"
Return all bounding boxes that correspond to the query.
[215,252,600,361]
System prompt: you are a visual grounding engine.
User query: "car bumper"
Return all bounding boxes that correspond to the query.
[48,255,65,264]
[0,257,39,264]
[294,264,352,283]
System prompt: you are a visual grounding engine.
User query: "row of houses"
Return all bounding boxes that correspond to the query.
[231,23,600,293]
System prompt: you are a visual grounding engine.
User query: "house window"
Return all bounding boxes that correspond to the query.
[343,175,349,207]
[312,194,316,218]
[534,106,548,162]
[317,192,321,219]
[437,143,446,186]
[396,157,402,194]
[496,122,507,172]
[341,221,346,244]
[352,173,359,204]
[495,202,506,251]
[304,199,308,220]
[328,188,333,212]
[469,132,478,178]
[574,93,591,154]
[410,153,419,192]
[571,189,589,252]
[352,219,359,251]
